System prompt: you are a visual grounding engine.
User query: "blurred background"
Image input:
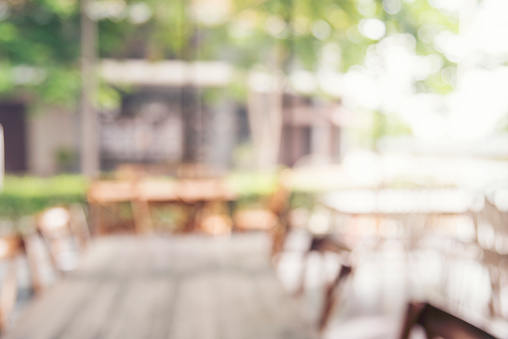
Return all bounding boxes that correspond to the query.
[1,0,508,337]
[1,0,507,177]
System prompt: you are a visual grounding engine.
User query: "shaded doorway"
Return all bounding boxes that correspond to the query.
[0,102,27,172]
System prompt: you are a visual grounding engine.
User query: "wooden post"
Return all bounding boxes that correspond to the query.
[80,0,99,176]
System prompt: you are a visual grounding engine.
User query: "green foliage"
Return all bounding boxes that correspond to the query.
[422,72,454,94]
[370,111,413,147]
[0,0,81,107]
[0,0,459,127]
[227,170,279,196]
[0,175,89,219]
[226,170,326,211]
[98,81,122,110]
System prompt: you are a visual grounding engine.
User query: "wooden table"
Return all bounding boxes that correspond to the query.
[88,179,238,234]
[4,234,316,339]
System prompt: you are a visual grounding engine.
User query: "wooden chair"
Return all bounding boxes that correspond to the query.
[197,202,233,237]
[232,182,291,259]
[36,206,90,273]
[296,235,352,289]
[474,198,508,316]
[0,235,41,333]
[399,302,496,339]
[175,178,236,234]
[318,262,353,333]
[233,180,290,230]
[296,235,353,332]
[87,180,138,235]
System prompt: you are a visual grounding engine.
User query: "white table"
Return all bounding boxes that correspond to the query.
[321,188,481,216]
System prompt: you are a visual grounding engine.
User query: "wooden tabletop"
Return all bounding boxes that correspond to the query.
[88,179,237,204]
[4,235,315,339]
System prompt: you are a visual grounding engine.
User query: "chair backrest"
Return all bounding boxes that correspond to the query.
[478,200,508,263]
[479,199,508,241]
[299,234,353,332]
[36,206,90,272]
[0,236,25,333]
[399,302,496,339]
[0,236,23,261]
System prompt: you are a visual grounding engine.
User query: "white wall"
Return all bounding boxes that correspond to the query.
[27,109,78,175]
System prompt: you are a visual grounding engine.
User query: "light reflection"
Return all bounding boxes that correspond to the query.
[383,0,402,15]
[312,20,331,40]
[127,2,152,24]
[357,0,377,17]
[264,15,288,39]
[292,16,310,35]
[190,0,231,26]
[358,18,386,40]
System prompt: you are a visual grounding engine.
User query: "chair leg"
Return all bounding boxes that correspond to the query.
[270,223,287,262]
[88,201,101,236]
[398,302,425,339]
[488,265,501,317]
[318,264,353,333]
[22,236,43,296]
[0,260,18,333]
[131,199,153,234]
